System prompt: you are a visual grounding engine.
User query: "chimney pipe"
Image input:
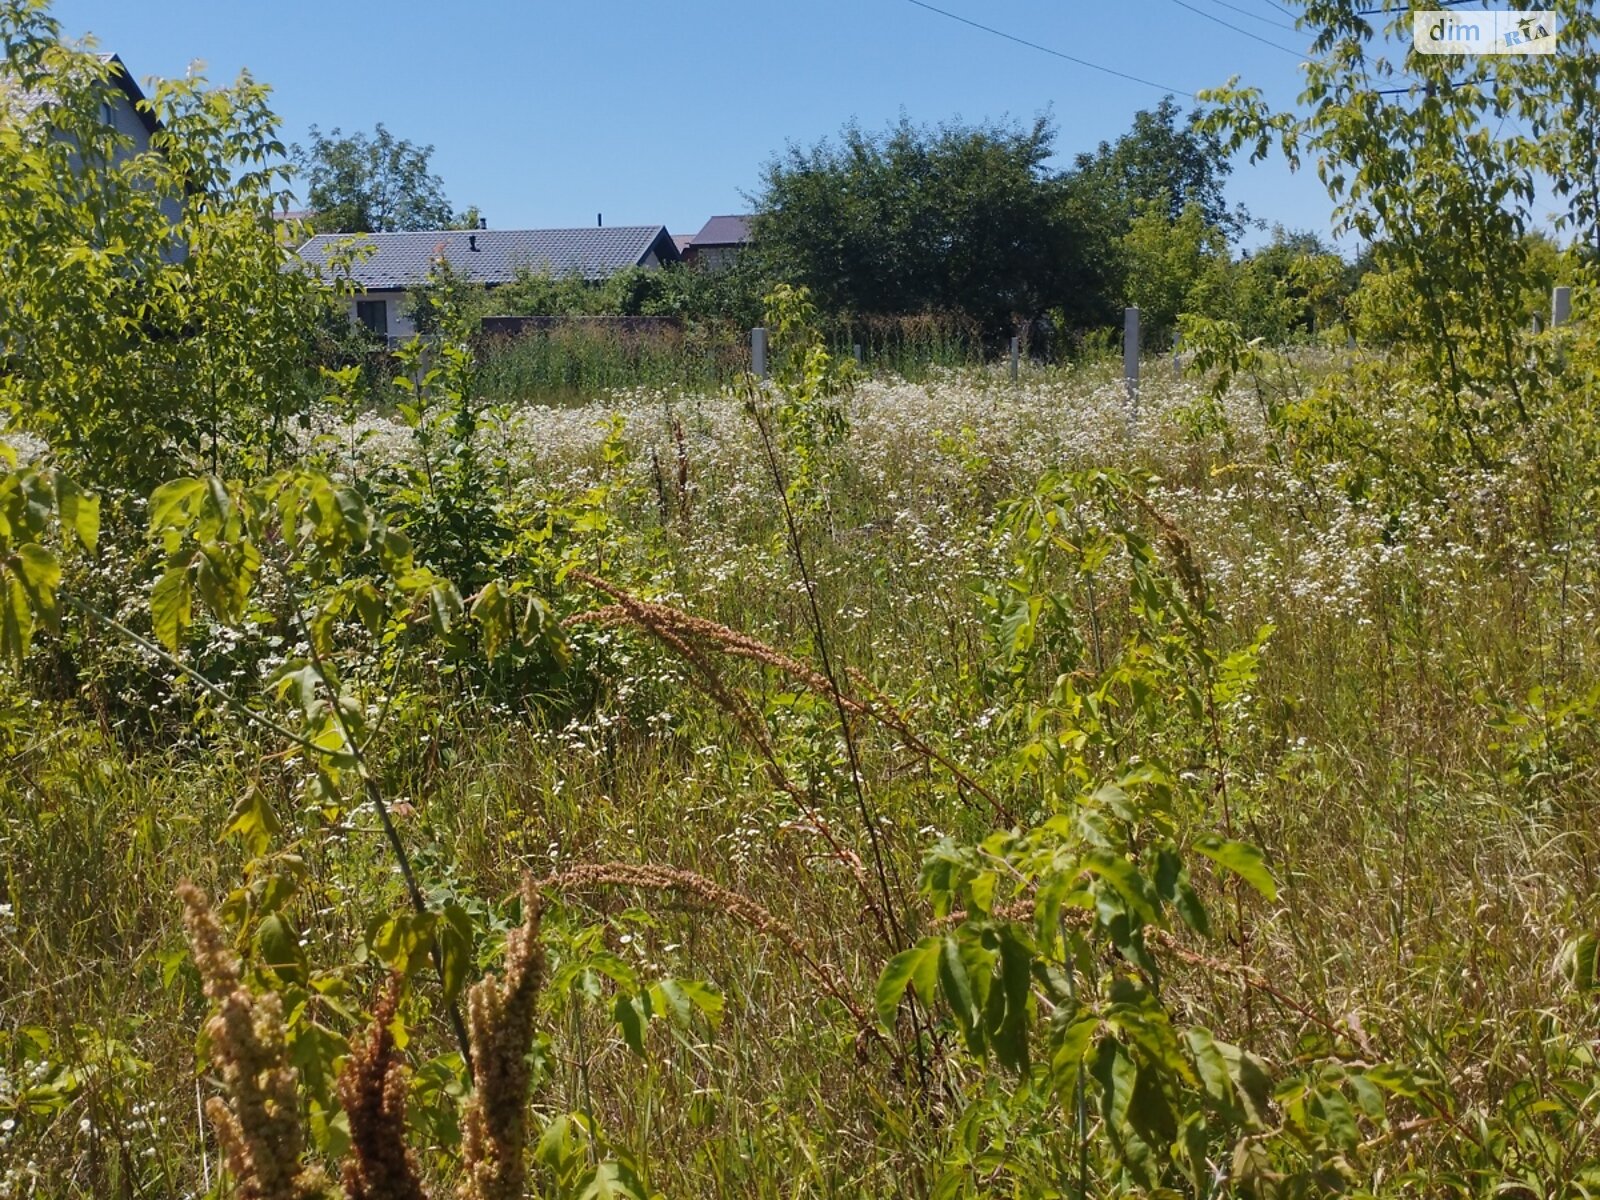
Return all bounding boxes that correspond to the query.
[468,234,478,252]
[597,212,603,228]
[478,216,486,230]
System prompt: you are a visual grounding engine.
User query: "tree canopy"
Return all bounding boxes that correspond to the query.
[1070,96,1244,238]
[293,122,459,233]
[753,116,1104,341]
[751,105,1248,342]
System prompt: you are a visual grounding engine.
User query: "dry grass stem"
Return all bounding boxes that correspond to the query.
[458,876,545,1200]
[536,860,883,1048]
[177,883,330,1200]
[337,977,426,1200]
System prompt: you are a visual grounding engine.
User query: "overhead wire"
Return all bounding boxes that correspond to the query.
[1195,0,1301,33]
[1161,0,1309,56]
[900,0,1198,96]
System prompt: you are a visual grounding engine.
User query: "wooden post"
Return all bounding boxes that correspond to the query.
[1552,286,1572,328]
[751,326,768,379]
[1009,336,1020,382]
[1124,307,1140,408]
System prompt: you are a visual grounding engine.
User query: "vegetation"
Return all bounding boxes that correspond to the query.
[3,2,1600,1199]
[293,123,465,234]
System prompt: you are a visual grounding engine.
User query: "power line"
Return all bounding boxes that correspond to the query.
[1355,0,1478,13]
[901,0,1197,97]
[1162,0,1309,56]
[1196,0,1300,33]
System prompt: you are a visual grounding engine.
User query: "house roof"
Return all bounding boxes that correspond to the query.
[0,53,160,137]
[690,214,753,248]
[296,225,681,288]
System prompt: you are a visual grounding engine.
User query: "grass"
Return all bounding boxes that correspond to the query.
[469,314,988,405]
[4,355,1600,1197]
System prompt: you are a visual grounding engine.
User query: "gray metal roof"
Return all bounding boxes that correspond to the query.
[296,225,680,288]
[690,214,753,247]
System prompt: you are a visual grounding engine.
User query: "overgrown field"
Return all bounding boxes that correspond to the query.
[6,2,1600,1196]
[8,326,1600,1197]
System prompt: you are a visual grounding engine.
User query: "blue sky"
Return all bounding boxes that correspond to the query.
[50,0,1341,247]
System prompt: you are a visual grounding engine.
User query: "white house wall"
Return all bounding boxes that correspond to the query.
[347,290,415,341]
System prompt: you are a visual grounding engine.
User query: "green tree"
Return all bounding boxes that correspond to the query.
[1070,95,1246,238]
[0,1,330,486]
[1119,200,1230,341]
[293,122,458,233]
[1207,226,1352,341]
[1203,0,1600,458]
[753,116,1100,341]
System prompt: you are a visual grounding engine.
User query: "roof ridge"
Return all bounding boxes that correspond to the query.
[303,224,666,240]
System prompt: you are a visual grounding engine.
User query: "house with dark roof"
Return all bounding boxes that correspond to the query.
[296,224,681,340]
[683,214,753,271]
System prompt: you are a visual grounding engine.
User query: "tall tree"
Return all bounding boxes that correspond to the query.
[293,123,457,233]
[1070,96,1245,238]
[754,116,1105,340]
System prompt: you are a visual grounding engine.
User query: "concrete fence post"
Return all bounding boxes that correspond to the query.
[751,326,768,379]
[1008,336,1020,382]
[852,343,862,365]
[1553,286,1573,328]
[1124,307,1141,411]
[1172,330,1181,379]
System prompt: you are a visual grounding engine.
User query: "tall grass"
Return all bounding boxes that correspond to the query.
[472,322,749,403]
[6,362,1600,1196]
[470,313,989,404]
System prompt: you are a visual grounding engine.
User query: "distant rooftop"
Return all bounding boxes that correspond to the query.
[691,214,753,247]
[295,225,681,288]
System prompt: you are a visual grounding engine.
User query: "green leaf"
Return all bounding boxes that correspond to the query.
[613,992,649,1057]
[471,580,511,660]
[150,563,193,652]
[1049,1013,1099,1101]
[650,977,723,1031]
[369,910,437,978]
[0,570,30,663]
[1185,1027,1233,1107]
[990,926,1033,1073]
[1561,933,1600,991]
[1083,850,1162,926]
[222,788,281,856]
[14,543,60,631]
[1219,1039,1274,1126]
[876,936,941,1029]
[1309,1086,1359,1150]
[428,581,464,637]
[256,913,306,984]
[437,901,475,1006]
[149,477,206,534]
[1194,837,1278,901]
[576,1160,645,1200]
[56,478,99,553]
[938,934,981,1042]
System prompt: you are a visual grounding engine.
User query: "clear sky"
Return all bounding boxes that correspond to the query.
[48,0,1342,247]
